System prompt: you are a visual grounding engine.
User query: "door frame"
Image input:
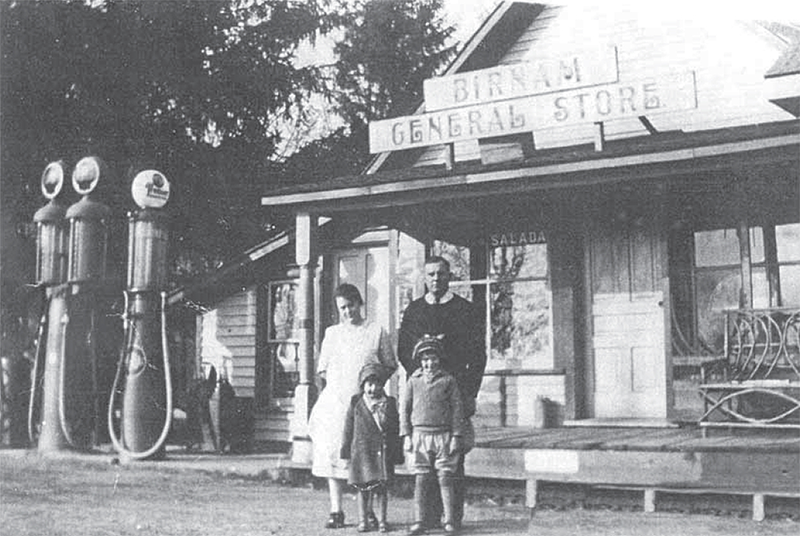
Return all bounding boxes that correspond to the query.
[582,189,673,421]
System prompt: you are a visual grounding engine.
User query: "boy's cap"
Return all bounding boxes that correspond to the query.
[412,334,446,363]
[358,362,393,387]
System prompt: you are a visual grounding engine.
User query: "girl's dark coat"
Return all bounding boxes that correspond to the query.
[340,394,403,485]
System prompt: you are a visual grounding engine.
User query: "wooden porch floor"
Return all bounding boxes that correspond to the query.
[473,425,800,453]
[465,424,799,518]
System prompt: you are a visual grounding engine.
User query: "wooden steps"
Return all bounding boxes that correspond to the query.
[253,398,292,445]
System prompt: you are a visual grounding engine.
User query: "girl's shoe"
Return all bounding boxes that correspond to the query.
[325,511,345,529]
[357,521,371,533]
[407,522,425,535]
[378,521,389,533]
[367,511,379,530]
[443,522,457,533]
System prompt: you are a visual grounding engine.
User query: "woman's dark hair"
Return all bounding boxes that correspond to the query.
[334,283,363,306]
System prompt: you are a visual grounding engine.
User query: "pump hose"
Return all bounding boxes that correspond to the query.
[27,287,49,444]
[107,290,132,452]
[108,291,173,460]
[57,284,103,449]
[57,294,81,449]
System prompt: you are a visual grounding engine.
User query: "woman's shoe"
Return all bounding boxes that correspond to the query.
[378,521,389,533]
[357,521,371,533]
[443,523,457,534]
[325,511,345,529]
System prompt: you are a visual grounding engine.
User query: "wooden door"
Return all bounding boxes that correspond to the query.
[332,246,391,333]
[592,292,667,418]
[588,197,669,420]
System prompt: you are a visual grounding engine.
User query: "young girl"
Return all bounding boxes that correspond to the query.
[340,363,403,533]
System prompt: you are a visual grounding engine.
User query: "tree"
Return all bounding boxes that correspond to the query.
[1,0,329,287]
[333,0,457,126]
[0,0,459,291]
[278,0,458,184]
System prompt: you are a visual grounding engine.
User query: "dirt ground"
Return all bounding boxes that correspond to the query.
[1,450,798,536]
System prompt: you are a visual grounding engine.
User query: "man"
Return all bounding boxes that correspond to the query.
[398,256,487,529]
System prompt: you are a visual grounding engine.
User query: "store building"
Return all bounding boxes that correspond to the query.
[172,2,800,454]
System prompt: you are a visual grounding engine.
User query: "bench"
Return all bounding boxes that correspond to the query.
[698,308,800,434]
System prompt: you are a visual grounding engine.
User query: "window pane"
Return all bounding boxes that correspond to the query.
[695,269,739,351]
[449,281,474,303]
[432,240,470,282]
[490,243,548,279]
[695,229,738,267]
[695,268,769,351]
[694,228,764,267]
[270,282,297,340]
[752,269,770,309]
[777,223,800,262]
[490,280,553,369]
[750,227,765,263]
[780,265,800,306]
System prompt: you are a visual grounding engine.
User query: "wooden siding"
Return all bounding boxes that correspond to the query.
[476,373,566,428]
[414,5,792,167]
[199,288,258,398]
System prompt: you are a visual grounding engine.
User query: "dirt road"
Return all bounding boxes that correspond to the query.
[0,450,796,536]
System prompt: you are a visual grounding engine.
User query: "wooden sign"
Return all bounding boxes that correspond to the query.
[369,72,697,154]
[489,230,547,247]
[424,47,619,112]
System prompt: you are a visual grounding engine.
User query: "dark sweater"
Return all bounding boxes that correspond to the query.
[398,294,486,404]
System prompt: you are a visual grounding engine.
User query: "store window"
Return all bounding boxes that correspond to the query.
[776,222,800,306]
[431,232,553,371]
[690,224,800,352]
[267,280,299,399]
[693,227,767,352]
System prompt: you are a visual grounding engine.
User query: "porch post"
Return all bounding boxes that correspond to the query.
[737,219,753,309]
[291,211,318,464]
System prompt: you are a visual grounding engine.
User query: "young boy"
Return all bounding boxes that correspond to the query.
[340,363,402,533]
[401,335,465,535]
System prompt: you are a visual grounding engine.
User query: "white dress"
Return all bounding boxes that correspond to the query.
[309,321,397,479]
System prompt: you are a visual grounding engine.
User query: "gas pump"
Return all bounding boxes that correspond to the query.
[108,169,172,460]
[36,157,111,452]
[28,162,68,445]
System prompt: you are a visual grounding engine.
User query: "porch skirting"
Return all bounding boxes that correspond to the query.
[466,425,800,521]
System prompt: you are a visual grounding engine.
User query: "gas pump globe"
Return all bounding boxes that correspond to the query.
[33,161,68,286]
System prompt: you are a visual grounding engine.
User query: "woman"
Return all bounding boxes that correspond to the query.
[308,283,397,529]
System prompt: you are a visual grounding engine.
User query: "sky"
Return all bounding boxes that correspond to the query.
[445,0,800,33]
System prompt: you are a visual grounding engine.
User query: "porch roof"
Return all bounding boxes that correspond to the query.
[260,119,800,213]
[765,39,800,116]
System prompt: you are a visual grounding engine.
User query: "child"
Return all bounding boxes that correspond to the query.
[340,363,403,533]
[401,335,465,535]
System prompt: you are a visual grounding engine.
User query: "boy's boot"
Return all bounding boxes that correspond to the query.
[439,474,457,533]
[408,474,431,535]
[357,491,370,532]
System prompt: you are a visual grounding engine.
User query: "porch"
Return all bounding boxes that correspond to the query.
[466,424,800,521]
[242,422,799,521]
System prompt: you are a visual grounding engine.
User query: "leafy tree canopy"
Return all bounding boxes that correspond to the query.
[0,0,457,290]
